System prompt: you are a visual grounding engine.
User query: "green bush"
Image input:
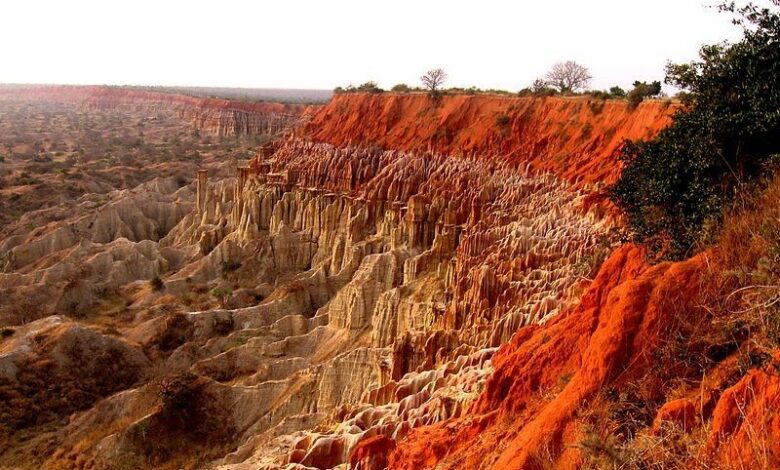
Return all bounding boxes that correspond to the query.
[626,80,662,109]
[220,259,241,277]
[356,81,384,93]
[391,83,412,92]
[611,2,780,258]
[531,78,558,97]
[609,86,626,97]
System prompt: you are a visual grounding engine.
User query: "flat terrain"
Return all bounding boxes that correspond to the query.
[0,99,266,237]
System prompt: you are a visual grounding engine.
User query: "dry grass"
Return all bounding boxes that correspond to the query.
[713,174,780,350]
[571,175,780,470]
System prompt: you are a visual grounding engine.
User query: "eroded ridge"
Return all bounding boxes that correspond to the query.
[0,133,612,469]
[129,138,611,468]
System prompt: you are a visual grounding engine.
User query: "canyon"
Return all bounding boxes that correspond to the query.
[0,86,777,470]
[0,85,310,137]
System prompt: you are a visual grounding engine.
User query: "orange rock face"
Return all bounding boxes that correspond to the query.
[389,244,709,469]
[304,93,677,185]
[652,398,697,433]
[709,366,780,467]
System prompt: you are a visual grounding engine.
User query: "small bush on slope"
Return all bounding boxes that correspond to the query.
[611,1,780,259]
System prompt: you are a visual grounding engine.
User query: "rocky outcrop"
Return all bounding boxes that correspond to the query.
[387,244,780,470]
[708,365,780,467]
[0,179,193,319]
[389,245,699,468]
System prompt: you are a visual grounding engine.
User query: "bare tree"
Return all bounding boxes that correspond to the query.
[544,61,592,92]
[421,69,448,94]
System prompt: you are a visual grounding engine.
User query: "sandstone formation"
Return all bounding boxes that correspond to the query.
[43,95,654,468]
[6,90,774,470]
[0,178,193,319]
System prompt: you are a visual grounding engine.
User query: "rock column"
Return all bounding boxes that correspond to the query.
[197,169,208,215]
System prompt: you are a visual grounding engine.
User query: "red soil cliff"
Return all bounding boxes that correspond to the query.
[303,93,677,185]
[384,244,780,469]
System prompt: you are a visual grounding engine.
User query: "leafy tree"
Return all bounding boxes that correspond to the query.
[544,61,592,92]
[611,1,780,258]
[421,69,447,94]
[609,86,626,97]
[626,80,662,108]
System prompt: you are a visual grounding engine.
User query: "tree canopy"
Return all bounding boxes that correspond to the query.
[611,1,780,258]
[544,61,592,92]
[421,69,447,94]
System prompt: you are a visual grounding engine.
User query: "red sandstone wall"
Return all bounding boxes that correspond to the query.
[302,93,677,185]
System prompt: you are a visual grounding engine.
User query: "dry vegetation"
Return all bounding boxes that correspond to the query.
[0,98,281,468]
[572,175,780,469]
[0,99,268,237]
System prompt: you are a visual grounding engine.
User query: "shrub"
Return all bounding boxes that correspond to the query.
[149,276,164,291]
[626,80,662,109]
[611,2,780,258]
[609,86,626,97]
[590,90,612,100]
[211,286,233,307]
[531,78,558,97]
[391,83,412,92]
[219,259,241,279]
[517,88,533,97]
[356,81,384,93]
[495,114,511,129]
[158,372,199,425]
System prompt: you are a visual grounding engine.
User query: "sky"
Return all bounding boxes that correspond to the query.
[0,0,744,92]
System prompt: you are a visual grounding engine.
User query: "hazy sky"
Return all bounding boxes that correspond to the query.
[0,0,743,91]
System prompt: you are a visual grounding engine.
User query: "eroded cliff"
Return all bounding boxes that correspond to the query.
[304,93,677,185]
[7,91,750,470]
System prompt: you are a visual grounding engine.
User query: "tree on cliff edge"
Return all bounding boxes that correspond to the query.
[421,69,447,95]
[611,1,780,258]
[544,61,592,92]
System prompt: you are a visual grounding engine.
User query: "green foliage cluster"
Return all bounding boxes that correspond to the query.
[589,86,629,100]
[220,259,241,274]
[611,1,780,258]
[609,86,627,97]
[334,81,385,94]
[626,80,662,109]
